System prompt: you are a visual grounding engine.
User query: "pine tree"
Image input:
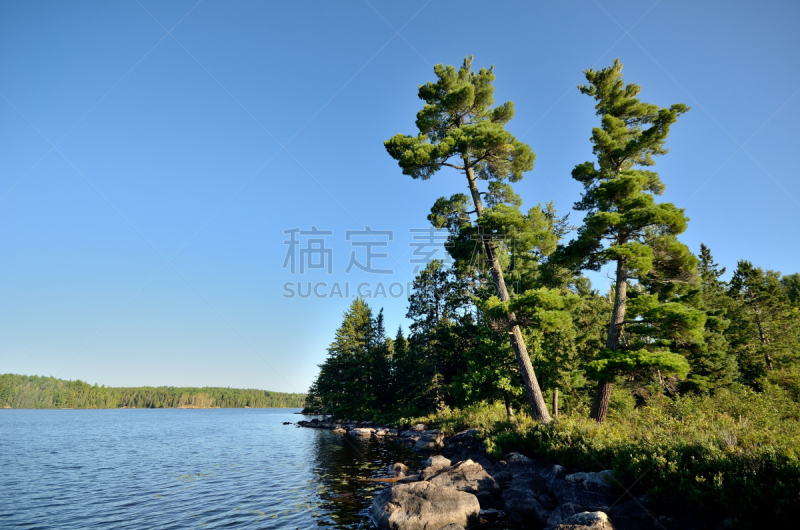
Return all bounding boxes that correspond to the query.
[728,261,800,381]
[310,298,376,417]
[565,59,695,423]
[385,56,551,422]
[680,244,738,392]
[782,273,800,307]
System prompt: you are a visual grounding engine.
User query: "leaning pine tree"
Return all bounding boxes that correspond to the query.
[385,56,551,422]
[565,59,696,423]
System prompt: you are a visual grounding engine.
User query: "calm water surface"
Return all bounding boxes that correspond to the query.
[0,409,423,529]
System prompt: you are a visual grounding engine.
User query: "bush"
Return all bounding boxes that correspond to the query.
[405,385,800,528]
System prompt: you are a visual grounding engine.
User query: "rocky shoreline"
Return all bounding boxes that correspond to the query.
[296,418,704,530]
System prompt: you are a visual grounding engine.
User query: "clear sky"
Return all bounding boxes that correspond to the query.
[1,0,798,394]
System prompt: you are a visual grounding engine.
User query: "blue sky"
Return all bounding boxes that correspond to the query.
[1,0,798,393]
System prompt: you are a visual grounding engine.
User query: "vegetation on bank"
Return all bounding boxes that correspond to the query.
[399,388,800,529]
[0,374,306,409]
[303,56,800,527]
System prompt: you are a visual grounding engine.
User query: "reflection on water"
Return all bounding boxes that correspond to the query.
[307,425,423,528]
[0,409,422,529]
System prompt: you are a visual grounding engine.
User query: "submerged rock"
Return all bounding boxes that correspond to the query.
[370,482,480,530]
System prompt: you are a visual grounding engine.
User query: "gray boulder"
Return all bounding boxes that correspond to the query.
[502,487,550,525]
[370,482,480,530]
[423,455,452,469]
[351,427,375,436]
[549,511,614,530]
[413,432,445,453]
[550,470,615,511]
[392,463,409,474]
[428,459,501,495]
[546,503,583,527]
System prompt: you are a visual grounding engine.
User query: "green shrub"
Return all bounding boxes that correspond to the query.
[404,385,800,528]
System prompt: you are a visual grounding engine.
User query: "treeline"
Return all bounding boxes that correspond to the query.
[304,57,800,424]
[0,374,306,409]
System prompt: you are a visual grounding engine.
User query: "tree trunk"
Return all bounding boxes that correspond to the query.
[590,259,628,424]
[754,311,774,371]
[553,388,559,418]
[504,393,515,420]
[465,165,551,423]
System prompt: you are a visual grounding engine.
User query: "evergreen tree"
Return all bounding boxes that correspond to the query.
[385,56,552,422]
[728,261,800,381]
[311,298,377,417]
[564,59,696,423]
[782,273,800,307]
[680,244,738,392]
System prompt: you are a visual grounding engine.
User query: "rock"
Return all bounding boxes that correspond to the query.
[410,423,427,432]
[397,474,421,484]
[608,497,655,530]
[475,491,494,509]
[506,452,534,466]
[509,471,547,493]
[423,455,452,469]
[438,525,465,530]
[543,464,568,483]
[565,470,615,491]
[480,508,505,521]
[351,427,375,436]
[546,503,583,527]
[550,470,615,511]
[332,427,347,434]
[428,459,501,495]
[376,429,389,436]
[502,487,550,525]
[392,463,409,474]
[550,511,614,530]
[536,491,558,511]
[370,482,480,530]
[413,432,445,453]
[490,453,537,478]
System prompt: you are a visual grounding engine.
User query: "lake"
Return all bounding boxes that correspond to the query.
[0,409,423,529]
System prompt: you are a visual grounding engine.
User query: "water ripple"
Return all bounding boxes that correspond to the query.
[0,409,422,529]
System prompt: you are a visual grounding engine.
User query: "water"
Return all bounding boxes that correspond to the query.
[0,409,423,529]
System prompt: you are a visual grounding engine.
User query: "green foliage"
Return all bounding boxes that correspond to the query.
[384,55,534,182]
[305,298,390,417]
[409,388,800,528]
[0,373,305,409]
[727,260,800,380]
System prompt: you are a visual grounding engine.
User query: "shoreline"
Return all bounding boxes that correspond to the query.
[297,417,715,530]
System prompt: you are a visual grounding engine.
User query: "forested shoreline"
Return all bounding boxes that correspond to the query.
[0,373,306,409]
[303,58,800,527]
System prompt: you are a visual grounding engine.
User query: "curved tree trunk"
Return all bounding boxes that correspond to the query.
[464,165,551,423]
[590,259,628,424]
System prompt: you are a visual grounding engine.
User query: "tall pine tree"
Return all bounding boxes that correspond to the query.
[385,56,551,422]
[565,59,696,423]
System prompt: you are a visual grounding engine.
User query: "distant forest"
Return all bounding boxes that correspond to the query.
[0,374,306,409]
